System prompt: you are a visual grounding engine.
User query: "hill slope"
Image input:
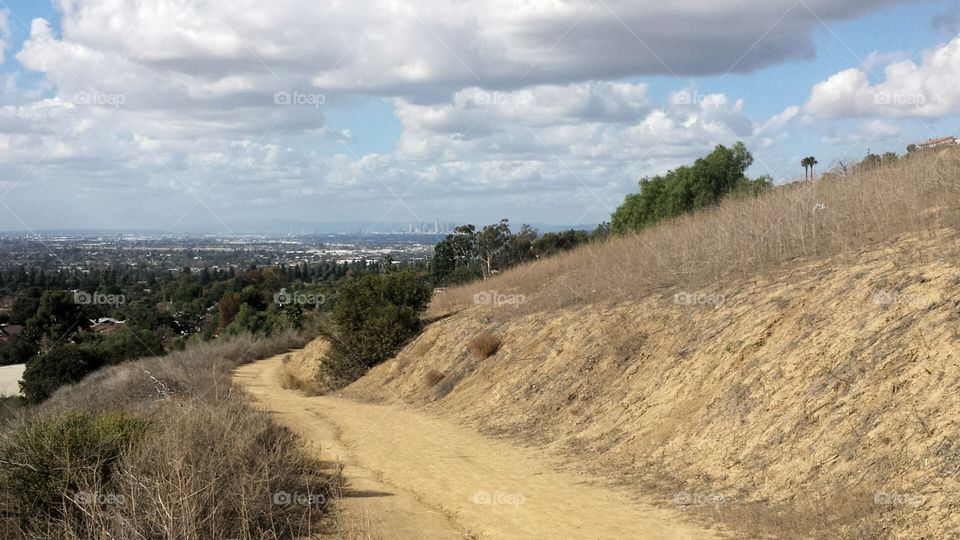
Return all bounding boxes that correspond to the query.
[339,153,960,537]
[346,228,960,538]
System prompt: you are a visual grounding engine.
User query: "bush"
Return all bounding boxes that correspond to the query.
[112,396,333,539]
[321,271,431,387]
[20,344,103,404]
[0,410,149,528]
[424,369,445,387]
[1,333,333,539]
[470,332,500,359]
[0,396,24,427]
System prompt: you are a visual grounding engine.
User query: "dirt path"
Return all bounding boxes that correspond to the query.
[235,354,721,540]
[0,364,25,397]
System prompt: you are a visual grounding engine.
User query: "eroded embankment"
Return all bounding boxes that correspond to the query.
[346,230,960,538]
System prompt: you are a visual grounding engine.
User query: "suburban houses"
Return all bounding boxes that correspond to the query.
[0,324,23,343]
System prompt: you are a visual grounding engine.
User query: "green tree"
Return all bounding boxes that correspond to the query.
[611,142,759,235]
[94,328,164,365]
[431,239,457,285]
[224,303,263,335]
[26,290,89,344]
[476,219,512,278]
[327,271,431,378]
[20,345,102,403]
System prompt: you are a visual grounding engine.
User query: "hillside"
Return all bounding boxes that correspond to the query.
[341,153,960,538]
[347,230,959,538]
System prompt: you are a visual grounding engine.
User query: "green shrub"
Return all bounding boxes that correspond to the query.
[611,142,771,234]
[0,396,24,427]
[20,345,104,404]
[0,410,149,526]
[322,271,431,386]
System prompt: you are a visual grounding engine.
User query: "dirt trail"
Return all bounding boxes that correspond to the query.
[235,353,721,540]
[0,364,25,397]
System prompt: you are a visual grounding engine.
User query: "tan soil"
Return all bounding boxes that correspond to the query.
[0,364,25,397]
[235,354,722,539]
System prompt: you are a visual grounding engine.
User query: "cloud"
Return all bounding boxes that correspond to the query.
[0,11,9,66]
[755,105,800,135]
[821,119,901,145]
[933,7,960,35]
[805,34,960,118]
[395,82,753,165]
[0,0,924,230]
[15,0,920,103]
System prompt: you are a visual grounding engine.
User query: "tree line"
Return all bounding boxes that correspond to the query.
[430,221,609,285]
[0,259,421,401]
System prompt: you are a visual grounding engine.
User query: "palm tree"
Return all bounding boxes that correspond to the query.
[801,156,818,180]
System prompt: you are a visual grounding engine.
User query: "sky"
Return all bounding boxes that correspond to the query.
[0,0,959,233]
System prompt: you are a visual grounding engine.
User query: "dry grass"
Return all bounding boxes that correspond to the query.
[431,149,960,320]
[469,332,500,359]
[0,332,339,540]
[278,355,324,396]
[423,369,445,387]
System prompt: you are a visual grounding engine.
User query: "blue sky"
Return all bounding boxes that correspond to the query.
[1,0,959,232]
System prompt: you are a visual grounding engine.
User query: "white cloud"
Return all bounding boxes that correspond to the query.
[0,11,9,66]
[805,34,960,118]
[755,105,800,136]
[14,0,920,103]
[821,119,901,145]
[0,0,926,230]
